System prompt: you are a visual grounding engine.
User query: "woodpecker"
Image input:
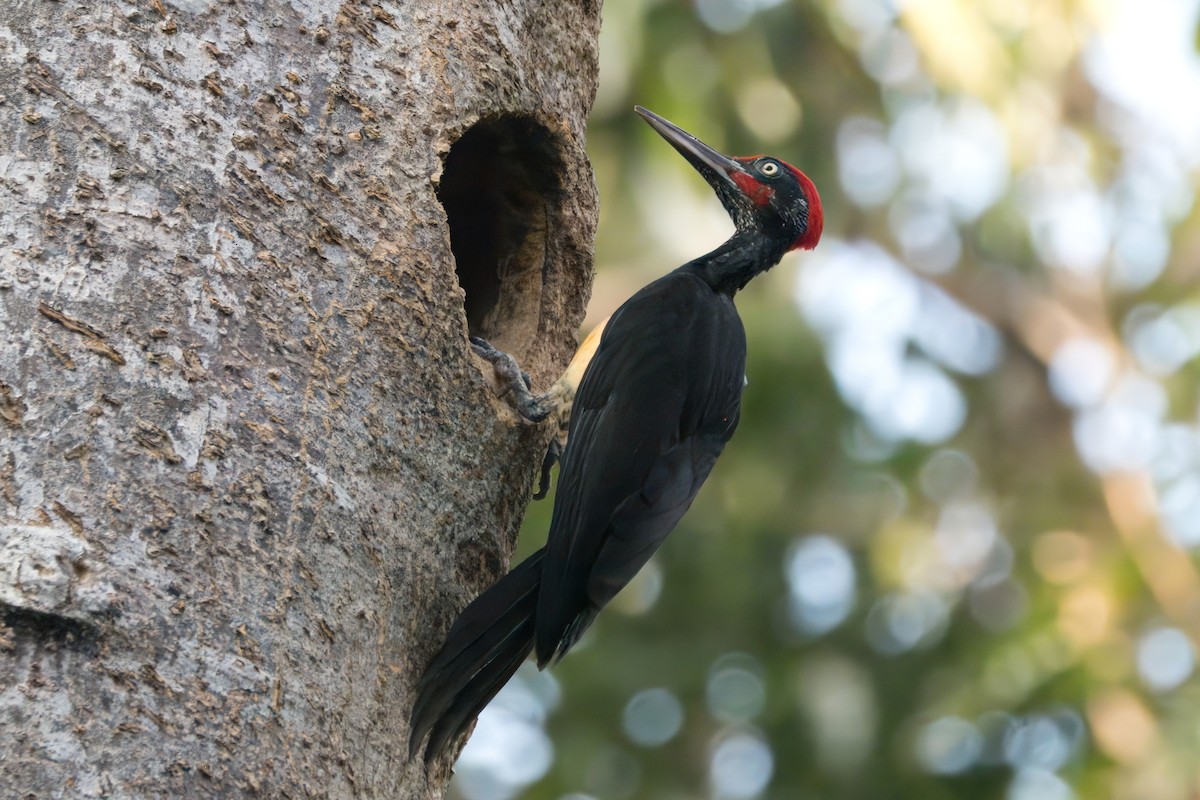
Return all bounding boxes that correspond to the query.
[409,106,823,762]
[532,316,607,498]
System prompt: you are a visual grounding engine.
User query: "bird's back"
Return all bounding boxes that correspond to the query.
[535,268,747,665]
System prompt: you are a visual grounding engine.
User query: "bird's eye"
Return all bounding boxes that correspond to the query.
[758,160,781,178]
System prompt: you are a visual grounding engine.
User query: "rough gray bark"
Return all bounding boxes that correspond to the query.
[0,1,599,797]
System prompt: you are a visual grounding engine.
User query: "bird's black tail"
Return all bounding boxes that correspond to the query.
[408,548,545,762]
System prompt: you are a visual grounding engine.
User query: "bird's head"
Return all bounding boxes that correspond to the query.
[635,106,823,253]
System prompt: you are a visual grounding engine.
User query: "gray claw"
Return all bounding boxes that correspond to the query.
[470,337,552,423]
[533,438,563,500]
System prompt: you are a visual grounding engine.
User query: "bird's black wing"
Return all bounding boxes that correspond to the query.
[535,270,746,664]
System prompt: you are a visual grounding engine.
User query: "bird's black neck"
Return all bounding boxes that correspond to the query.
[681,229,790,297]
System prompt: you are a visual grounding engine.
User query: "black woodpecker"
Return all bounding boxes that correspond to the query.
[409,106,824,762]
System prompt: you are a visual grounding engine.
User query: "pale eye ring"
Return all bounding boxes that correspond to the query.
[758,160,781,177]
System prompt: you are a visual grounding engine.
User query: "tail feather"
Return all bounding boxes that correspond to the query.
[408,548,545,762]
[412,556,539,701]
[539,604,598,669]
[422,616,536,759]
[410,608,534,747]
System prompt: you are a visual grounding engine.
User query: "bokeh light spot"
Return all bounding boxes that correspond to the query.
[736,78,802,143]
[1072,374,1165,473]
[837,116,902,207]
[914,716,982,775]
[865,590,949,654]
[584,747,641,800]
[795,655,878,774]
[1003,713,1079,771]
[786,534,857,635]
[1008,767,1074,800]
[934,503,997,583]
[888,192,962,274]
[1027,178,1111,274]
[611,558,664,615]
[1136,627,1195,691]
[1159,473,1200,547]
[454,667,557,800]
[709,731,774,799]
[859,26,920,85]
[1111,218,1170,289]
[1127,305,1200,377]
[1048,339,1114,409]
[707,653,767,724]
[891,98,1009,220]
[622,688,684,747]
[695,0,784,33]
[919,449,978,503]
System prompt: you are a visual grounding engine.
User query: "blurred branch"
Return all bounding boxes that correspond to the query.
[1104,473,1200,638]
[920,263,1200,642]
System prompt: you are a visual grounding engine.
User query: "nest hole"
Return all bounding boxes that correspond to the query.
[438,116,564,359]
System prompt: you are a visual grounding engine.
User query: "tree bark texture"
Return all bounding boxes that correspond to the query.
[0,1,600,797]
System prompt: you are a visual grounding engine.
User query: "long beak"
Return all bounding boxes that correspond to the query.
[635,106,743,189]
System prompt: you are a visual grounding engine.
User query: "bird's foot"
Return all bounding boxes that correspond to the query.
[470,337,552,423]
[532,437,564,501]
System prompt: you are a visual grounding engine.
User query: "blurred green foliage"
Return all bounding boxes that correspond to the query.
[453,1,1200,798]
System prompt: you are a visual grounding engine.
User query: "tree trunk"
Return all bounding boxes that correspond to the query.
[0,1,599,797]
